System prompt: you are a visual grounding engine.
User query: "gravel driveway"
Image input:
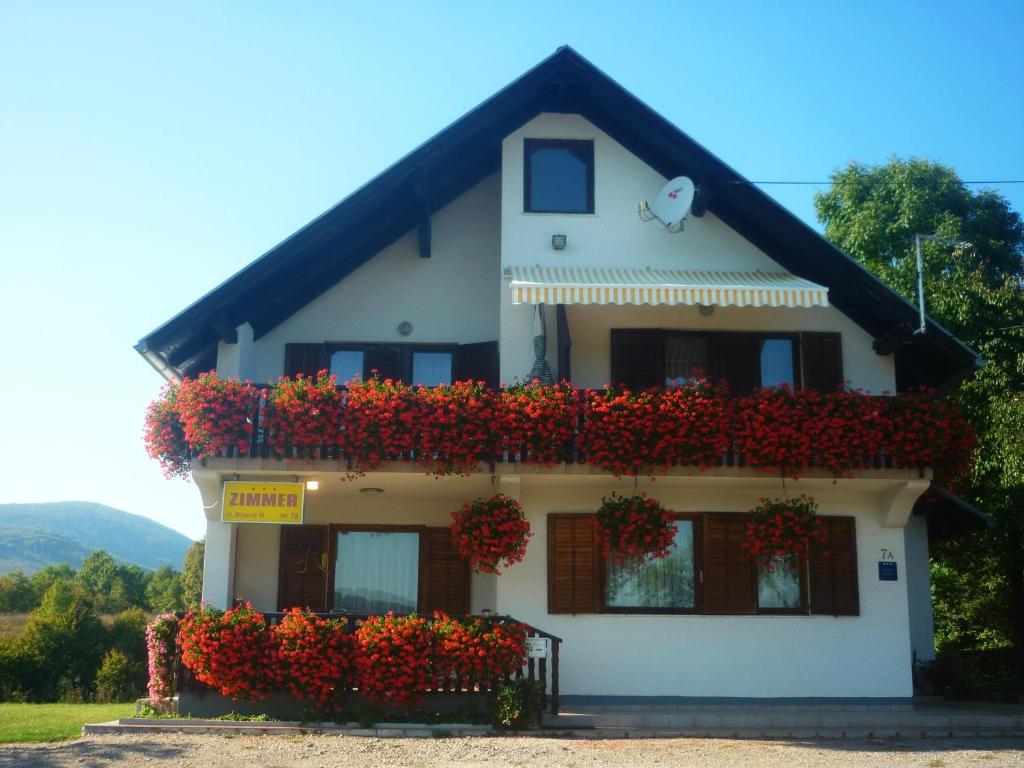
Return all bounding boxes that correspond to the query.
[1,734,1023,768]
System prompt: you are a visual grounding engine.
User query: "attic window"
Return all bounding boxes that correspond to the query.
[524,139,594,214]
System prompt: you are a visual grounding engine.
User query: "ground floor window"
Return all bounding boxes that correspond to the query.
[756,557,803,611]
[333,530,420,614]
[604,519,696,611]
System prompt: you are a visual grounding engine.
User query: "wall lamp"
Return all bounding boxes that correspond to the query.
[551,234,567,250]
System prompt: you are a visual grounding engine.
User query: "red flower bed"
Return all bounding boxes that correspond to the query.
[416,381,500,475]
[266,371,344,457]
[593,493,676,566]
[353,614,433,708]
[653,382,732,468]
[741,495,830,569]
[579,387,662,476]
[175,371,259,458]
[177,603,278,700]
[498,381,580,465]
[272,608,353,711]
[342,377,418,475]
[885,388,975,485]
[432,614,528,688]
[142,383,191,479]
[450,494,532,575]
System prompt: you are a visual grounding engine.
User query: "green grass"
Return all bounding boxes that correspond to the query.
[0,703,135,743]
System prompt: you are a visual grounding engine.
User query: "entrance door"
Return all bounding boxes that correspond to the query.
[278,525,329,611]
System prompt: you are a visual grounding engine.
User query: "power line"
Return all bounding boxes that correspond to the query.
[733,179,1024,186]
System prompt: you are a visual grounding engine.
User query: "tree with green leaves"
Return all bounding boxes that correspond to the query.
[181,539,204,606]
[145,565,184,612]
[815,157,1024,681]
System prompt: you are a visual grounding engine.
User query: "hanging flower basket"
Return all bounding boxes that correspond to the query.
[593,492,676,567]
[450,493,532,574]
[741,495,830,570]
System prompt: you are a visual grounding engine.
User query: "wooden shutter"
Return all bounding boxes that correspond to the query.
[809,516,860,616]
[284,343,323,379]
[710,333,760,393]
[454,341,500,388]
[421,528,471,615]
[610,329,663,390]
[278,525,329,611]
[548,514,600,614]
[364,347,402,381]
[801,333,844,391]
[702,514,755,614]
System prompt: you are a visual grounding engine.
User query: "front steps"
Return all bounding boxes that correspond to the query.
[540,703,1024,738]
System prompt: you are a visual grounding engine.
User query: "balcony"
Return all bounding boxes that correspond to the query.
[145,376,975,483]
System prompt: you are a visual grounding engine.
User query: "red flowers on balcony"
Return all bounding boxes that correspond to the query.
[450,494,532,574]
[143,372,975,484]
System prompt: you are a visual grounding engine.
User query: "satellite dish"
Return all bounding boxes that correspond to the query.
[637,176,695,232]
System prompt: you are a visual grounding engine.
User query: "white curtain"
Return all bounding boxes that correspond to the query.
[333,532,419,614]
[412,352,452,387]
[605,521,695,609]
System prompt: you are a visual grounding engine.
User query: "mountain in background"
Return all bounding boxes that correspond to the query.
[0,501,194,574]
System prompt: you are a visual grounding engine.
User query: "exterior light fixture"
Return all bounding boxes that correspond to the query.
[306,479,319,491]
[359,487,384,496]
[551,234,567,250]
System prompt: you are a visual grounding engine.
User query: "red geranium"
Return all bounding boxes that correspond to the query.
[266,370,344,458]
[142,383,190,479]
[498,381,580,465]
[353,614,433,708]
[653,381,731,468]
[594,493,676,566]
[175,371,259,458]
[741,495,830,570]
[342,376,418,475]
[177,603,278,700]
[450,494,532,575]
[579,387,662,476]
[416,381,500,475]
[272,608,353,712]
[432,614,528,688]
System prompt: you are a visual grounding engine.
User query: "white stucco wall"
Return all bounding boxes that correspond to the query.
[497,113,896,392]
[493,478,914,700]
[905,515,936,663]
[230,173,502,383]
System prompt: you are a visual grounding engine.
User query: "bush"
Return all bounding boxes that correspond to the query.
[95,649,142,702]
[494,679,544,729]
[16,582,106,701]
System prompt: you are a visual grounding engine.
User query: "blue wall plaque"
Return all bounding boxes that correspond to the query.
[878,561,898,581]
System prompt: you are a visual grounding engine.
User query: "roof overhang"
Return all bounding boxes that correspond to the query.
[135,46,981,386]
[913,485,993,543]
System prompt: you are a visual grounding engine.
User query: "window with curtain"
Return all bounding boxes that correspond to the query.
[333,531,419,614]
[757,557,802,610]
[665,336,708,386]
[604,520,696,610]
[329,350,365,384]
[412,351,453,386]
[759,338,795,388]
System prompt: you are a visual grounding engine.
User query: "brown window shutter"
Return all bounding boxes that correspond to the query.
[709,333,760,393]
[810,516,860,616]
[454,341,500,388]
[278,525,329,611]
[610,329,663,390]
[421,528,471,615]
[702,514,755,614]
[284,343,324,379]
[548,514,600,614]
[801,333,844,391]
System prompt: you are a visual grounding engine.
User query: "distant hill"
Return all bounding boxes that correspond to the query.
[0,502,194,574]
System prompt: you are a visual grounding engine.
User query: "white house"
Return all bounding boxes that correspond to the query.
[137,47,985,705]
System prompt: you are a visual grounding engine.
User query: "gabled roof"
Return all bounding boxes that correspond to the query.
[136,46,980,385]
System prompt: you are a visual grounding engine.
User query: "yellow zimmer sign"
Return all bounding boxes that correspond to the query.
[221,481,304,524]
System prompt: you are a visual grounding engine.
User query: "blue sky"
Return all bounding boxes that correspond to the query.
[1,2,1022,543]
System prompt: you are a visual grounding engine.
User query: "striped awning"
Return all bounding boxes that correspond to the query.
[506,266,829,308]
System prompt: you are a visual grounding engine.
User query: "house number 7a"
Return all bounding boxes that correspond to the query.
[880,549,895,560]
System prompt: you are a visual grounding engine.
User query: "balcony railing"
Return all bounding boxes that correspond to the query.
[210,388,973,480]
[172,612,562,715]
